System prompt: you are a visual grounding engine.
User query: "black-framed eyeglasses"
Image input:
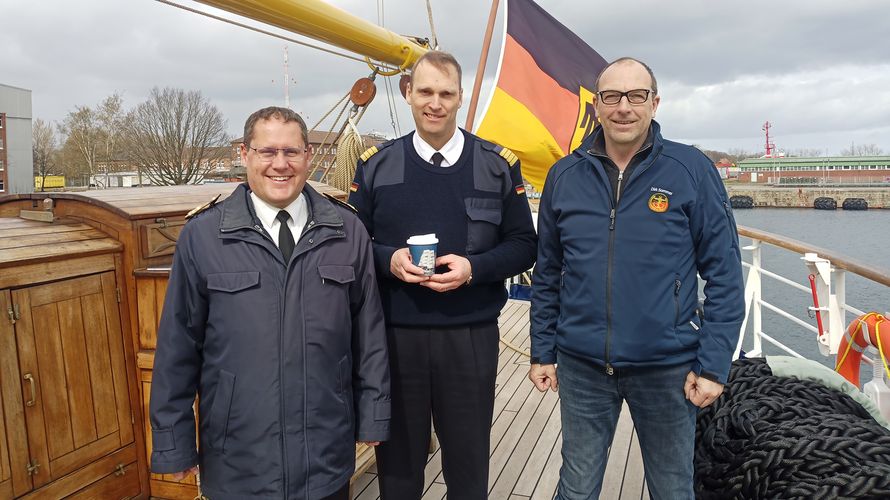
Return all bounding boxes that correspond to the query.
[247,146,308,161]
[596,89,654,106]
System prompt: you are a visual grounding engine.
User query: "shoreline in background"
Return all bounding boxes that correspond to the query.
[726,184,890,209]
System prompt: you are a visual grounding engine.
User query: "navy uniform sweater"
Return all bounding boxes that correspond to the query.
[349,130,537,327]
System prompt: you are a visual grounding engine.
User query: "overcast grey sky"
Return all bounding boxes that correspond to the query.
[2,0,888,155]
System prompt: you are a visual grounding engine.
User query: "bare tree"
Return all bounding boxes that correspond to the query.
[124,87,228,185]
[840,143,884,156]
[58,106,103,184]
[97,93,125,167]
[32,118,58,191]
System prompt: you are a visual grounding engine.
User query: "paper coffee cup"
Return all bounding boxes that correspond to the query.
[407,234,438,276]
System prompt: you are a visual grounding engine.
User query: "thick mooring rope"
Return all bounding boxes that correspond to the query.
[694,358,890,499]
[329,121,367,194]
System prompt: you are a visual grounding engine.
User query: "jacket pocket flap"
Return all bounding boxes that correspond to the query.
[206,271,260,292]
[374,399,391,421]
[318,265,355,284]
[152,427,175,451]
[465,198,502,225]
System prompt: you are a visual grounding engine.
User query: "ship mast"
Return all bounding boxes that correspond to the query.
[284,46,290,108]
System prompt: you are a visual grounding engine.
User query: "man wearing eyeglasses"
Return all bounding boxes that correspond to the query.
[150,106,390,500]
[529,58,744,499]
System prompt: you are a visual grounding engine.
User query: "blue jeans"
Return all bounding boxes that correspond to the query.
[555,351,697,500]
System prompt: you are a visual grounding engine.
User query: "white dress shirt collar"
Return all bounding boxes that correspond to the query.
[412,128,465,167]
[250,191,308,245]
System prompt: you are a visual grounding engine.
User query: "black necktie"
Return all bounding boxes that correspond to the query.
[431,152,445,167]
[276,210,295,262]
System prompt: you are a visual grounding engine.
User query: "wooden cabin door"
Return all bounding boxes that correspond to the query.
[1,290,32,498]
[11,272,134,490]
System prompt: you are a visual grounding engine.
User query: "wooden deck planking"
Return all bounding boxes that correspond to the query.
[351,300,646,500]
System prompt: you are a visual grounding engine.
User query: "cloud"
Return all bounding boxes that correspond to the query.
[1,0,887,154]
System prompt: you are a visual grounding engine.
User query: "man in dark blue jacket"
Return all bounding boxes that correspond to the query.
[150,107,390,500]
[529,58,744,500]
[349,51,536,499]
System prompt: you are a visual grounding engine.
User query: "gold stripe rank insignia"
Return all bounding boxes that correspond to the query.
[498,147,519,167]
[185,194,221,220]
[359,146,379,162]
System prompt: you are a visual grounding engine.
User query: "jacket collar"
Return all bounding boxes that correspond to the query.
[583,120,661,158]
[219,183,343,233]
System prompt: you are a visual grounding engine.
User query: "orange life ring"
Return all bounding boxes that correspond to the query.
[835,312,889,386]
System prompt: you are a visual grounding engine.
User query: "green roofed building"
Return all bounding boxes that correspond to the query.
[737,156,890,186]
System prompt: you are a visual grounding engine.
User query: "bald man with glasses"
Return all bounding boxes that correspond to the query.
[530,58,744,499]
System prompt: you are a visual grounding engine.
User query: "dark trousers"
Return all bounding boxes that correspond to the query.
[376,323,499,500]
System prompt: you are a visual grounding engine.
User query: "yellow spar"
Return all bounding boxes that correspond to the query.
[197,0,428,71]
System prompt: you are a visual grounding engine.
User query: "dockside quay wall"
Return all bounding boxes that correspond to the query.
[726,185,890,209]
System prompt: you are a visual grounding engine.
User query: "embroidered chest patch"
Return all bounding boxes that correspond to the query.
[648,193,669,213]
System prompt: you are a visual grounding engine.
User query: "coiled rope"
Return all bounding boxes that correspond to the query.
[694,358,890,499]
[329,120,367,194]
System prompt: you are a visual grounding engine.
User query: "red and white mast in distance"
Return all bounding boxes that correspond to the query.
[762,121,776,157]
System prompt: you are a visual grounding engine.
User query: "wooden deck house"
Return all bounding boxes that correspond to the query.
[0,182,350,499]
[0,185,645,499]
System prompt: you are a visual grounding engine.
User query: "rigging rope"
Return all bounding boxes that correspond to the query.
[155,0,399,71]
[307,98,351,182]
[328,120,366,194]
[695,358,890,499]
[425,0,439,49]
[384,74,401,137]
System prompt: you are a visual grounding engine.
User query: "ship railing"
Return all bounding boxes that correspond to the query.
[735,225,890,370]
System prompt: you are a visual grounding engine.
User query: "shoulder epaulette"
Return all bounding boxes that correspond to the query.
[479,140,519,167]
[359,146,379,163]
[324,193,358,214]
[359,139,397,163]
[185,194,221,220]
[498,147,519,167]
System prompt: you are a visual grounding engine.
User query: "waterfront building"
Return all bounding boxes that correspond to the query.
[738,156,890,185]
[0,83,33,194]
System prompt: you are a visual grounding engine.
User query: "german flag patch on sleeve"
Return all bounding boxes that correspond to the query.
[515,185,526,195]
[350,182,359,192]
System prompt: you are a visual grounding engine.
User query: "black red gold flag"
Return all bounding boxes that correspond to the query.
[475,0,607,190]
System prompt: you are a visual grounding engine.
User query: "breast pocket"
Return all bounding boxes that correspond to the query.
[206,271,260,293]
[317,264,356,318]
[205,272,261,325]
[318,265,355,286]
[465,197,502,254]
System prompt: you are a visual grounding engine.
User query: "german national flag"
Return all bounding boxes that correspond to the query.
[475,0,607,191]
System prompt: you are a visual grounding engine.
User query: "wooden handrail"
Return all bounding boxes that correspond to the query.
[738,224,890,287]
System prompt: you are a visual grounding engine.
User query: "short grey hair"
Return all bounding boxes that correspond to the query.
[594,57,658,95]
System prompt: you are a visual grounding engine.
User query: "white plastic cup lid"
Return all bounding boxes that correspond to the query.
[407,233,438,245]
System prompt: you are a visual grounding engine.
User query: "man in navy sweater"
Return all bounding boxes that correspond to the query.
[349,50,536,499]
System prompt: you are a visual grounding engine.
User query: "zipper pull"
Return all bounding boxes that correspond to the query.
[605,363,614,376]
[609,208,616,230]
[674,279,681,295]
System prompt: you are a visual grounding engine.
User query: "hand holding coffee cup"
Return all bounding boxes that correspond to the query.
[407,234,438,276]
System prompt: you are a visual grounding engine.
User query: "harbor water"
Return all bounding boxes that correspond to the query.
[732,208,889,368]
